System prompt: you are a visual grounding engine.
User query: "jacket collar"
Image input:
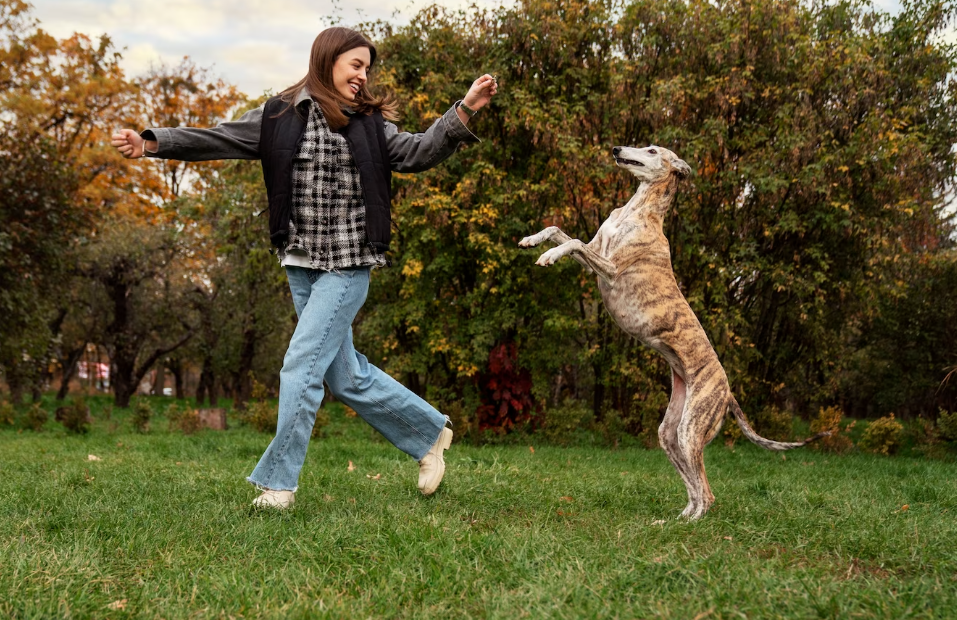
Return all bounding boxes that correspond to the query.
[292,87,356,116]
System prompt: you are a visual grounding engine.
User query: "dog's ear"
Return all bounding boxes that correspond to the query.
[671,158,692,179]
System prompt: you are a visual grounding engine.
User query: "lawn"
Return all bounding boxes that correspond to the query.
[1,396,956,619]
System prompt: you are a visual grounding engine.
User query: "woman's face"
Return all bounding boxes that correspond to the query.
[332,46,371,101]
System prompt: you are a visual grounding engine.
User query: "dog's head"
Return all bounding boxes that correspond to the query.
[612,145,692,182]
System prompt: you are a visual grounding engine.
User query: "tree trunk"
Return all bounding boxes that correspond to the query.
[232,322,257,410]
[56,344,86,401]
[150,363,166,396]
[168,359,185,399]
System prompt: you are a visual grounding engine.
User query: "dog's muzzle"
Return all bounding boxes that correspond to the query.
[615,158,644,167]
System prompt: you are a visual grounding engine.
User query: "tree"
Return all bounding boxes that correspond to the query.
[357,0,957,429]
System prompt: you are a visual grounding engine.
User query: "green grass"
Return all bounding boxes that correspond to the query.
[1,396,956,619]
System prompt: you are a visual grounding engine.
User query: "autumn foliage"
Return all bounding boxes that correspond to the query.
[1,0,956,443]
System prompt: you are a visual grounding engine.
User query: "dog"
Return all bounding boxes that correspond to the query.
[519,145,826,519]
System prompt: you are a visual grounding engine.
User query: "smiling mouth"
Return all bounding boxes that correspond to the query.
[616,158,644,167]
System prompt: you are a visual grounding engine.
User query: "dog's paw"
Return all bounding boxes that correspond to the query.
[518,235,537,248]
[535,248,562,266]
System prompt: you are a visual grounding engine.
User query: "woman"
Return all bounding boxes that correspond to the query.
[112,27,497,509]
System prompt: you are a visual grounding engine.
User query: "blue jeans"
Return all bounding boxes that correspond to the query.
[247,266,448,492]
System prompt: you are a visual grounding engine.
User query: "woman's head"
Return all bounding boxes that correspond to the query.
[280,27,396,128]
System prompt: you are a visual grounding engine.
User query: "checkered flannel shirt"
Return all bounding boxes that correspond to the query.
[284,100,386,270]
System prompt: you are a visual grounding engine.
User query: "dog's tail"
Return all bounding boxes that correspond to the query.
[729,396,830,451]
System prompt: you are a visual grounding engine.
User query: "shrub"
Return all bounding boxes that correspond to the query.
[165,403,183,431]
[57,397,91,434]
[858,414,904,455]
[476,342,538,433]
[131,398,152,433]
[636,391,668,449]
[752,405,794,442]
[24,403,48,432]
[0,401,15,427]
[723,415,743,447]
[937,409,957,443]
[167,403,201,435]
[312,408,330,438]
[244,400,277,434]
[542,399,592,445]
[810,406,855,454]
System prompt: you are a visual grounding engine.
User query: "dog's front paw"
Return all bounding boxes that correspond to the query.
[518,235,537,248]
[535,248,562,266]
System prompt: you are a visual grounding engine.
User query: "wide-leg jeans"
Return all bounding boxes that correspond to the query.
[247,266,447,492]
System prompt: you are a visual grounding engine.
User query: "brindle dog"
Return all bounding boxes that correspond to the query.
[519,145,826,519]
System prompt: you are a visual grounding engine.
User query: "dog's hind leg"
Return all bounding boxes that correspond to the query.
[658,371,698,518]
[675,394,727,519]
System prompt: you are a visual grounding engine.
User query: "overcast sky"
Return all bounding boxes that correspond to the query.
[31,0,910,98]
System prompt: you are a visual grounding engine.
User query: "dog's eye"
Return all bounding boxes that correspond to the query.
[648,149,657,155]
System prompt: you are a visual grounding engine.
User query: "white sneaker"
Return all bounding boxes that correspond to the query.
[418,427,453,495]
[252,489,295,509]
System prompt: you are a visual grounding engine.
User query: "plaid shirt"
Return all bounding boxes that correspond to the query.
[283,101,386,270]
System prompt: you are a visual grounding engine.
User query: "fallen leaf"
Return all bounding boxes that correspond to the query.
[724,536,733,541]
[620,471,629,475]
[651,519,666,526]
[901,504,909,511]
[366,473,381,480]
[348,497,356,504]
[347,461,355,472]
[175,462,182,465]
[323,494,334,502]
[781,454,786,461]
[559,496,574,502]
[87,454,101,461]
[344,406,358,418]
[529,446,535,454]
[107,599,127,611]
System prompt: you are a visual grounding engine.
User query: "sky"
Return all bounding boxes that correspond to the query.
[30,0,910,98]
[29,0,512,98]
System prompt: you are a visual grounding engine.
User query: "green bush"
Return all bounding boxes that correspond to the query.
[0,401,15,427]
[244,400,277,434]
[312,409,330,438]
[810,406,856,454]
[858,414,904,455]
[57,397,91,434]
[937,409,957,443]
[166,403,200,435]
[752,405,794,442]
[24,403,47,432]
[131,398,152,433]
[542,399,592,445]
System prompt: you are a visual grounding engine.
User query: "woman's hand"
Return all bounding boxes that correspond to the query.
[463,74,498,111]
[457,74,499,123]
[111,129,155,159]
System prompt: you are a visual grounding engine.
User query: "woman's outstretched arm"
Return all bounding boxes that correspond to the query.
[387,74,498,173]
[111,105,263,162]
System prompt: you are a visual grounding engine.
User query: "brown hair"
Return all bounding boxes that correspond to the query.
[278,27,398,129]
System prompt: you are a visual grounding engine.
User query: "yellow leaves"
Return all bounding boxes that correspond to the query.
[429,335,452,354]
[402,258,424,278]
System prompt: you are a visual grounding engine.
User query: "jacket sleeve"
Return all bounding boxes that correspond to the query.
[385,102,480,173]
[142,105,264,161]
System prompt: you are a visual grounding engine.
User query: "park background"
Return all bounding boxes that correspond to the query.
[2,0,956,443]
[3,0,957,617]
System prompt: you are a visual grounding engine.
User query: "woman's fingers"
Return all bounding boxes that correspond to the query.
[111,129,144,159]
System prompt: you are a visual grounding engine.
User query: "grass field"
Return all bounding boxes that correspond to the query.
[1,396,956,619]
